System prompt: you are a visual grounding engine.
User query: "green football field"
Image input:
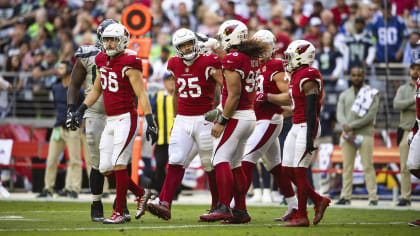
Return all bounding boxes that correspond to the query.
[0,201,419,236]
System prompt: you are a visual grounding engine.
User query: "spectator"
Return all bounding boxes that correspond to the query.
[313,31,344,85]
[28,8,54,40]
[336,65,379,206]
[403,31,420,64]
[197,11,221,37]
[389,0,416,17]
[37,61,84,199]
[149,46,170,85]
[393,63,420,207]
[320,10,335,30]
[247,1,267,25]
[72,12,96,46]
[407,0,420,30]
[304,17,322,49]
[343,17,376,73]
[174,2,197,31]
[224,0,248,25]
[331,0,349,26]
[370,1,408,62]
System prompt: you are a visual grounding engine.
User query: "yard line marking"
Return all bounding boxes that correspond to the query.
[0,216,46,221]
[0,222,409,232]
[0,210,88,214]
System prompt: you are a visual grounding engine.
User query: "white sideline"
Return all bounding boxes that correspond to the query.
[0,222,410,232]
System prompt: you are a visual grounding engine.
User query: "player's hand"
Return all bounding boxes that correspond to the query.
[203,38,219,50]
[145,113,158,145]
[255,93,268,102]
[66,104,86,130]
[204,109,221,122]
[408,131,414,146]
[305,138,317,155]
[211,123,225,138]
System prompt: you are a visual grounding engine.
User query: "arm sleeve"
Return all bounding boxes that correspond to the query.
[366,43,376,65]
[393,86,415,110]
[348,94,379,129]
[332,54,343,78]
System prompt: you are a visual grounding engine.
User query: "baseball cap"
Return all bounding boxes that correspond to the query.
[310,17,322,27]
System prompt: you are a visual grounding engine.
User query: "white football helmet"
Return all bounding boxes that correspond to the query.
[252,29,276,56]
[283,40,315,72]
[172,28,199,61]
[101,23,130,57]
[216,20,248,51]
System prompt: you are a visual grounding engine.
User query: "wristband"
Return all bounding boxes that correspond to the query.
[145,113,154,125]
[217,115,229,126]
[77,103,88,114]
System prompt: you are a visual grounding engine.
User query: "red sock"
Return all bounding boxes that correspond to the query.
[115,169,129,215]
[232,166,247,210]
[128,178,144,197]
[294,167,323,213]
[241,161,255,190]
[160,164,185,205]
[215,162,233,206]
[270,164,294,198]
[207,170,218,209]
[282,166,296,184]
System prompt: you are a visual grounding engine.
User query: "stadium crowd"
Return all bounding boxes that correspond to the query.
[1,0,420,225]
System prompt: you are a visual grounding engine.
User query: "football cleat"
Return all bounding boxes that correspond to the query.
[91,201,104,222]
[135,189,152,219]
[103,211,125,224]
[282,212,309,227]
[313,197,331,225]
[199,202,232,222]
[274,208,297,222]
[123,206,131,222]
[147,201,171,220]
[408,219,420,227]
[221,209,251,224]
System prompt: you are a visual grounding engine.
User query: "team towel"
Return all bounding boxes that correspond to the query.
[351,85,379,117]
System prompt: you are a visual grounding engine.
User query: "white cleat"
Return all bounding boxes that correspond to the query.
[135,189,152,219]
[103,211,126,224]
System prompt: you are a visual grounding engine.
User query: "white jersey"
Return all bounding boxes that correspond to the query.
[74,45,105,116]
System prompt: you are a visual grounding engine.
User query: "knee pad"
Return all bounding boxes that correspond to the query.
[199,132,213,151]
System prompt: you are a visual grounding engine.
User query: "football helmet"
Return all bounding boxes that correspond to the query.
[216,20,248,51]
[252,29,276,56]
[283,40,315,72]
[101,23,130,57]
[172,28,199,61]
[96,19,118,51]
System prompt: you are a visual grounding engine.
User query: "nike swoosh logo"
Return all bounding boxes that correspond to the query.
[204,122,211,126]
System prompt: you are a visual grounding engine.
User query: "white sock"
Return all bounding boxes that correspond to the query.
[285,196,298,211]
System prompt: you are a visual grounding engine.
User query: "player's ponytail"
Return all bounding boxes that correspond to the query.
[234,39,270,59]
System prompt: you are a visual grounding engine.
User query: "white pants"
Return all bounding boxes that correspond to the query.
[212,119,256,169]
[99,111,139,173]
[407,130,420,170]
[85,114,106,170]
[168,115,213,172]
[243,118,283,171]
[283,123,320,168]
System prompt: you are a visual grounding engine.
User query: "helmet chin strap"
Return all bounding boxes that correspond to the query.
[182,53,198,66]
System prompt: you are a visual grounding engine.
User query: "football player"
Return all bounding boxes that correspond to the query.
[407,51,420,227]
[146,28,223,221]
[200,20,270,224]
[67,19,116,222]
[68,23,158,224]
[274,40,331,227]
[241,30,298,222]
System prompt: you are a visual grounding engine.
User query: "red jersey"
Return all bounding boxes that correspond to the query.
[416,77,420,120]
[221,51,259,110]
[95,52,142,116]
[168,54,221,116]
[255,58,284,121]
[289,66,323,124]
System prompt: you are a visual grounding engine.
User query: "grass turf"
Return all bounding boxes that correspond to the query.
[0,201,418,236]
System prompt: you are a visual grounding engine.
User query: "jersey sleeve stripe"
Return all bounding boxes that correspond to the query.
[75,50,100,59]
[234,69,245,80]
[299,77,322,92]
[122,66,140,78]
[205,66,215,80]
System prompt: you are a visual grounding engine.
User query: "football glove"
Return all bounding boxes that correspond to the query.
[204,109,221,122]
[145,114,158,145]
[66,104,87,131]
